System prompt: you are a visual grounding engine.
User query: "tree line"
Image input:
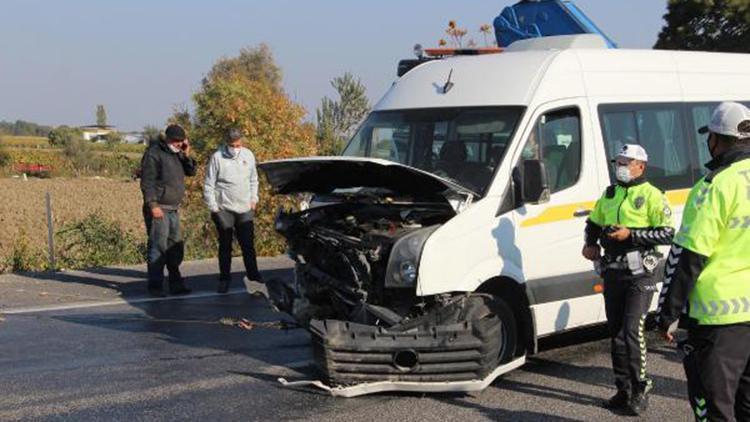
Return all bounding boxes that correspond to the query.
[0,120,52,137]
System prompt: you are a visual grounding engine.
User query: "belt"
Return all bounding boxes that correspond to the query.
[603,261,629,270]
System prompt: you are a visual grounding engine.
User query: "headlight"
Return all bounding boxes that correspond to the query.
[385,225,439,288]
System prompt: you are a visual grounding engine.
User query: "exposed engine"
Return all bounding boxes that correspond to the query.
[269,201,455,327]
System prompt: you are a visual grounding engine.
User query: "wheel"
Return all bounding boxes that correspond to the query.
[487,295,518,364]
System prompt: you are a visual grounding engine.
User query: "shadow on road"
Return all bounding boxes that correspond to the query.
[436,396,580,421]
[19,263,316,373]
[519,356,688,401]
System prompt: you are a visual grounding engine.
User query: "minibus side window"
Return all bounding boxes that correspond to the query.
[690,104,718,169]
[521,108,582,193]
[600,105,692,191]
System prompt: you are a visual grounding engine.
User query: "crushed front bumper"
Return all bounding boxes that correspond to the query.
[279,356,526,397]
[309,314,503,385]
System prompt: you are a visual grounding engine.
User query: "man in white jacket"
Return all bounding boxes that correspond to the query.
[203,128,262,293]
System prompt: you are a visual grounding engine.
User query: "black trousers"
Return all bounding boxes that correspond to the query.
[603,269,656,395]
[143,206,184,290]
[211,210,261,282]
[683,323,750,422]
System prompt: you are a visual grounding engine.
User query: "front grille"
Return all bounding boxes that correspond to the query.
[310,317,502,384]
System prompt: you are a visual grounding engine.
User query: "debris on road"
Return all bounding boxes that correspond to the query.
[219,317,299,331]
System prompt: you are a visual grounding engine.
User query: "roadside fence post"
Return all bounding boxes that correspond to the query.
[45,191,56,271]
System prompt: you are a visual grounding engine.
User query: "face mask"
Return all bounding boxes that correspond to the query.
[707,135,719,159]
[168,143,182,153]
[615,165,633,183]
[232,147,241,156]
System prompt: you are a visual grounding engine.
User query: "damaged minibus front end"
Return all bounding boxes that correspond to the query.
[259,157,522,395]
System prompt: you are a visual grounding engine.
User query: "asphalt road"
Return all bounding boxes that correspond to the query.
[0,259,693,421]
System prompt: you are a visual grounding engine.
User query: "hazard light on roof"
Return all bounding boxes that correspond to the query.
[423,47,503,57]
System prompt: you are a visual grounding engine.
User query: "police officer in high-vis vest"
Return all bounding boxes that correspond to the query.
[657,101,750,422]
[582,144,675,416]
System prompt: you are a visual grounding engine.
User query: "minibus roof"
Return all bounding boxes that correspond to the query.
[376,36,750,111]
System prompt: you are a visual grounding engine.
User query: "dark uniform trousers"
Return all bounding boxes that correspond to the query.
[683,323,750,422]
[603,269,655,395]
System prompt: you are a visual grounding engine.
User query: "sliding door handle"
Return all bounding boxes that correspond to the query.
[573,209,592,218]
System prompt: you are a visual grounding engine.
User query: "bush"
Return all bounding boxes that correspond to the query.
[56,213,145,269]
[0,140,11,168]
[3,230,47,272]
[62,137,98,175]
[48,126,83,147]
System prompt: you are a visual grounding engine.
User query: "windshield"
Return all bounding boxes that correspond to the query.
[342,107,524,194]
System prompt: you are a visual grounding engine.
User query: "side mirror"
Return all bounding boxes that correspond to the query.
[513,160,550,205]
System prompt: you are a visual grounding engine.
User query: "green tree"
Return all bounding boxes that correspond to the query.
[47,125,83,147]
[316,72,370,155]
[655,0,750,52]
[0,120,52,136]
[96,104,108,127]
[203,44,283,91]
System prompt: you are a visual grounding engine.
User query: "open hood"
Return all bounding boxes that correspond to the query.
[258,157,478,202]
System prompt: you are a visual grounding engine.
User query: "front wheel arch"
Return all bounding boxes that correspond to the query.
[477,276,536,357]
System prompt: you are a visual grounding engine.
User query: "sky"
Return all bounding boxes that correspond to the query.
[0,0,668,131]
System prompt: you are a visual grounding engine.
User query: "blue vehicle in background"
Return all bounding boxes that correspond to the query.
[494,0,617,48]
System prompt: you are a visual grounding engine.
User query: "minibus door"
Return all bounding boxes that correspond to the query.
[511,102,605,335]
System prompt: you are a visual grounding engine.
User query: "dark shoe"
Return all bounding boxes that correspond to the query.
[148,287,166,298]
[627,392,649,416]
[217,279,230,294]
[169,285,192,295]
[603,390,630,410]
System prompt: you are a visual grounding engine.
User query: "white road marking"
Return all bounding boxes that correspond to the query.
[2,288,249,315]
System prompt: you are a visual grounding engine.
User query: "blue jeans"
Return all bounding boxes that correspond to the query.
[143,207,184,290]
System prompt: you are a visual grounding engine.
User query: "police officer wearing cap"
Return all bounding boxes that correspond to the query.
[582,144,675,415]
[657,101,750,422]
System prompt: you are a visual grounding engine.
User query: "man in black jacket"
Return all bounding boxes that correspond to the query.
[140,124,197,297]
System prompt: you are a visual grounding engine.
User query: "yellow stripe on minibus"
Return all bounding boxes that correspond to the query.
[520,188,691,228]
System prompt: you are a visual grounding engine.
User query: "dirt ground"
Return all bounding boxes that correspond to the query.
[0,177,144,260]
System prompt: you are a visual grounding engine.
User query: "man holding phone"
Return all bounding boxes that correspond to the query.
[140,124,197,297]
[203,128,262,293]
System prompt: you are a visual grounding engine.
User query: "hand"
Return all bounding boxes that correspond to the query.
[607,225,631,241]
[151,206,165,219]
[249,201,257,211]
[659,320,678,344]
[661,329,675,344]
[181,138,191,155]
[582,244,601,261]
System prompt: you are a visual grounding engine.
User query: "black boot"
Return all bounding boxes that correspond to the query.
[627,391,650,416]
[217,279,230,294]
[603,389,630,410]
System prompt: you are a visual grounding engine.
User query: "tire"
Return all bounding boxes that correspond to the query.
[487,295,518,364]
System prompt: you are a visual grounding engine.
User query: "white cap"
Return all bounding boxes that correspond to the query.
[613,144,648,162]
[699,101,750,139]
